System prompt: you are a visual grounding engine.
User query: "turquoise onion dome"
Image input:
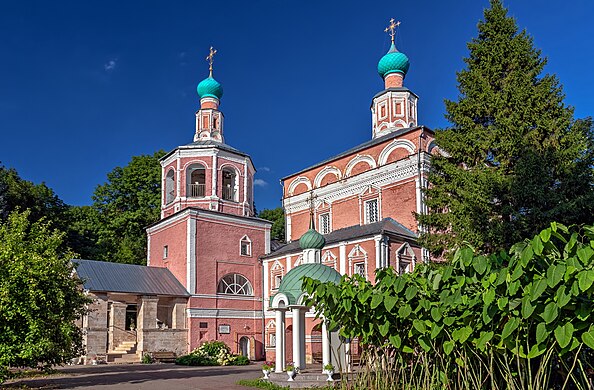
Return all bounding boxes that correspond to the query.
[377,43,410,79]
[299,228,325,250]
[197,76,223,99]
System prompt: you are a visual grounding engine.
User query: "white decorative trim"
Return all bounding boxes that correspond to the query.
[191,293,260,301]
[287,176,312,196]
[313,166,342,188]
[345,154,377,177]
[271,293,289,309]
[283,155,430,214]
[187,218,196,294]
[378,139,416,165]
[187,308,263,319]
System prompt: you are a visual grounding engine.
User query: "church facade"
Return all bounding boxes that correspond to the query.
[261,24,435,365]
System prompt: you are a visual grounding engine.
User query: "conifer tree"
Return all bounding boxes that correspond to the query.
[418,0,594,256]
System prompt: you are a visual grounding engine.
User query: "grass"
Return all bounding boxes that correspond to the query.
[237,378,336,390]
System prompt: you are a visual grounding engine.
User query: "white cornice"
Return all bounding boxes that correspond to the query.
[187,308,263,319]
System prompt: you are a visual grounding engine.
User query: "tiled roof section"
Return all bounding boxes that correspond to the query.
[161,139,251,162]
[73,259,190,297]
[261,218,417,259]
[281,126,431,180]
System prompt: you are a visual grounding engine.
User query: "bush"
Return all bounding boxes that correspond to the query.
[175,354,217,366]
[230,355,250,366]
[196,341,229,358]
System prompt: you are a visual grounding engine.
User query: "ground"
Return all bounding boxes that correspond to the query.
[3,363,262,390]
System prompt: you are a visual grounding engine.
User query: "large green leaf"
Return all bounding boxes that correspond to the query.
[541,302,558,324]
[547,264,565,288]
[581,329,594,350]
[452,326,472,343]
[443,341,454,355]
[405,286,418,301]
[531,278,548,301]
[536,322,549,344]
[540,228,551,243]
[475,331,494,351]
[554,322,574,349]
[389,334,402,348]
[431,307,442,322]
[473,256,487,275]
[371,294,383,309]
[577,270,594,292]
[384,296,398,312]
[501,317,520,340]
[379,321,390,337]
[483,288,495,305]
[521,297,535,319]
[555,285,571,308]
[398,304,412,318]
[413,319,427,334]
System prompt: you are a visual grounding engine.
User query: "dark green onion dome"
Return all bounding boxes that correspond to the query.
[197,76,223,99]
[299,228,325,250]
[275,263,342,305]
[377,43,410,79]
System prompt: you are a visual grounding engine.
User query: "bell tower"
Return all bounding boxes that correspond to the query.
[194,47,225,143]
[371,19,418,138]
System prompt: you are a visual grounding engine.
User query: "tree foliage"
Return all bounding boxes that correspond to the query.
[304,222,594,387]
[91,151,165,264]
[0,210,90,382]
[418,0,594,256]
[258,207,285,241]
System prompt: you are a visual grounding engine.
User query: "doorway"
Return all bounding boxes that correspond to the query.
[239,336,249,357]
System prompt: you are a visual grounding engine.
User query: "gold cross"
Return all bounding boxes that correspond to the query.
[384,18,401,44]
[206,46,217,77]
[308,191,317,229]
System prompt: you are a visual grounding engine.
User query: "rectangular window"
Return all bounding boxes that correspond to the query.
[319,213,330,234]
[163,245,169,259]
[365,199,379,224]
[274,275,282,289]
[199,322,208,329]
[354,263,366,278]
[240,240,251,256]
[269,333,276,347]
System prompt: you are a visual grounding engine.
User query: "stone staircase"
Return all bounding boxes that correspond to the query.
[268,370,340,389]
[107,341,139,364]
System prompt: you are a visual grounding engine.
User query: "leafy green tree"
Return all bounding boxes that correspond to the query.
[258,207,285,241]
[0,210,90,382]
[92,151,165,264]
[418,0,594,257]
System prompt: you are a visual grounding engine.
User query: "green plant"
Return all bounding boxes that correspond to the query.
[230,355,250,366]
[175,354,217,366]
[141,353,153,364]
[323,363,334,372]
[303,222,594,388]
[195,341,230,358]
[285,364,294,372]
[236,378,289,389]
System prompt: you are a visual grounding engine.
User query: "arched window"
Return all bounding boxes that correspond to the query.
[165,169,175,204]
[217,274,253,295]
[222,167,237,201]
[187,163,206,198]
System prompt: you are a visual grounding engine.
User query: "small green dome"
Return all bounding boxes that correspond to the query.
[197,76,223,99]
[275,263,342,305]
[299,228,325,250]
[377,43,410,79]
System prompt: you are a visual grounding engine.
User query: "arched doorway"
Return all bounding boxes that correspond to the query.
[239,336,249,357]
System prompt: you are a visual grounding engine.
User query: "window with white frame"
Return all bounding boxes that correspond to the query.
[364,199,379,224]
[240,236,252,256]
[217,273,253,295]
[354,263,366,278]
[319,213,330,234]
[163,245,169,259]
[274,274,282,289]
[269,333,276,347]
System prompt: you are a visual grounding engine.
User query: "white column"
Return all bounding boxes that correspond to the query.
[275,309,285,373]
[374,235,382,271]
[339,243,346,275]
[212,153,218,197]
[292,307,305,369]
[321,320,330,371]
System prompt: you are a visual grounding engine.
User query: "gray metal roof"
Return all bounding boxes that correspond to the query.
[73,259,190,297]
[281,126,432,180]
[261,218,418,259]
[161,139,252,162]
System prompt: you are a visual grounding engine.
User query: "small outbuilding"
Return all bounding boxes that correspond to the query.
[74,259,190,363]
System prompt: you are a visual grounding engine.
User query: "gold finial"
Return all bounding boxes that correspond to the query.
[308,191,317,230]
[384,18,401,44]
[206,46,217,77]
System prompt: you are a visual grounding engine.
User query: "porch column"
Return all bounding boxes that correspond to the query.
[321,319,331,370]
[292,307,305,370]
[275,309,286,373]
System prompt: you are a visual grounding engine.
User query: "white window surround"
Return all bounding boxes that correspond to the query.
[344,154,377,177]
[364,199,379,224]
[217,273,253,296]
[313,166,342,188]
[319,213,331,234]
[240,235,252,257]
[288,176,312,196]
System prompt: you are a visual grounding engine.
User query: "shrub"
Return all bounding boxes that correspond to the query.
[230,355,250,366]
[175,354,217,366]
[196,341,229,358]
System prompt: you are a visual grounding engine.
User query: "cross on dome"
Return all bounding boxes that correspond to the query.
[384,18,401,45]
[206,46,217,77]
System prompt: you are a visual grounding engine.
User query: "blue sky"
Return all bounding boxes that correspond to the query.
[1,1,593,211]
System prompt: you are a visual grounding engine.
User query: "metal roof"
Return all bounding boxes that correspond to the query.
[73,259,190,297]
[281,126,431,180]
[261,218,418,259]
[160,139,252,162]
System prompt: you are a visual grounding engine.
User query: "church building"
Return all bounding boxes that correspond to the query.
[262,20,435,368]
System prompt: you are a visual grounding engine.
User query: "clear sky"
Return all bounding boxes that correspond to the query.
[1,1,592,211]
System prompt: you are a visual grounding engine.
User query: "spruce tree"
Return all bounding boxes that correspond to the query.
[418,0,594,256]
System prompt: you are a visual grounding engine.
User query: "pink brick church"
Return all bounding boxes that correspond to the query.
[77,21,438,366]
